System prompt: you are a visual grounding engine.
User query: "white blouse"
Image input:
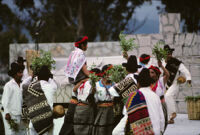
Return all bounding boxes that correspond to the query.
[95,80,114,102]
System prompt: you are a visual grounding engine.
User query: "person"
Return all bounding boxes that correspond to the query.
[149,61,170,131]
[138,53,151,73]
[0,111,5,135]
[164,45,192,124]
[16,56,29,80]
[23,65,57,135]
[125,68,165,135]
[92,64,115,135]
[1,62,25,135]
[60,36,90,135]
[109,55,141,135]
[73,68,101,135]
[65,36,90,85]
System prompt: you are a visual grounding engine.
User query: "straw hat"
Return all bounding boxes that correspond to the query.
[53,105,65,118]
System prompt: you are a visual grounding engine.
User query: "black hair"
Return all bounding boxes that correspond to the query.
[38,65,51,81]
[91,68,101,77]
[8,62,23,77]
[140,54,150,64]
[75,36,88,49]
[138,68,154,87]
[101,64,112,76]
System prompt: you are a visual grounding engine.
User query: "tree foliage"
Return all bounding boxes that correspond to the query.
[160,0,200,33]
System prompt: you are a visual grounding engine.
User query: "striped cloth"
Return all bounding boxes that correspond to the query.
[126,91,154,135]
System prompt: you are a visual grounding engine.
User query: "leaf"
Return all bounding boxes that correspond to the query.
[119,31,138,52]
[152,42,168,61]
[31,50,56,74]
[106,65,127,83]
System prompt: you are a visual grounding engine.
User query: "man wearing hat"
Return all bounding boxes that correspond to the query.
[1,62,25,135]
[17,56,29,80]
[108,55,142,135]
[164,45,191,124]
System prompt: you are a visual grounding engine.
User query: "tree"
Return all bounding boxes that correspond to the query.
[0,1,28,67]
[160,0,200,33]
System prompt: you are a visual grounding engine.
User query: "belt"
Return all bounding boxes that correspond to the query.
[98,102,113,107]
[70,98,78,104]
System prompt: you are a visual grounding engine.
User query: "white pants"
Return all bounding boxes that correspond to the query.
[165,82,179,118]
[29,121,53,135]
[112,106,128,135]
[2,112,26,135]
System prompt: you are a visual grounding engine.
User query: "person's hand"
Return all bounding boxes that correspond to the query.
[5,113,11,121]
[158,60,162,67]
[123,51,128,60]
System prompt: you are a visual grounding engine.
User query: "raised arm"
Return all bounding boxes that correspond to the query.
[158,60,170,85]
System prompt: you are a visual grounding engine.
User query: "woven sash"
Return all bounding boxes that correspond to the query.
[24,80,53,135]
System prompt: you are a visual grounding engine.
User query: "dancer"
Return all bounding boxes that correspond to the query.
[149,60,169,131]
[92,64,114,135]
[1,62,25,135]
[164,45,191,124]
[125,68,165,135]
[73,68,101,135]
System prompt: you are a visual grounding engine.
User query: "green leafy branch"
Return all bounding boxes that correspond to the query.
[8,119,19,132]
[31,50,56,74]
[119,31,138,52]
[107,65,127,83]
[152,42,168,61]
[185,95,200,101]
[89,73,100,89]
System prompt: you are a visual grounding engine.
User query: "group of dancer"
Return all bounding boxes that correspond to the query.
[0,35,191,135]
[60,36,192,135]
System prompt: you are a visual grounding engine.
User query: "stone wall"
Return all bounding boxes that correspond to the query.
[9,13,200,113]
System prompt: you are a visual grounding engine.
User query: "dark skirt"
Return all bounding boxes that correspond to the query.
[59,103,77,135]
[92,106,114,135]
[162,101,168,132]
[73,105,94,135]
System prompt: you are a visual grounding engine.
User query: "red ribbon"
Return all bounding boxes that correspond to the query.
[75,36,88,47]
[149,65,161,75]
[139,56,150,62]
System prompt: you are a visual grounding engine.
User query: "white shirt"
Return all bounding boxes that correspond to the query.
[95,80,114,102]
[1,79,23,115]
[77,81,92,101]
[139,87,165,135]
[40,79,57,109]
[178,63,191,81]
[154,77,165,97]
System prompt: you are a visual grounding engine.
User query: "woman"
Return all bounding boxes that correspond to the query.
[93,64,115,135]
[149,60,170,131]
[65,36,90,85]
[73,68,101,135]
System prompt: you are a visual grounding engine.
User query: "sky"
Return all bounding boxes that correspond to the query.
[128,0,165,34]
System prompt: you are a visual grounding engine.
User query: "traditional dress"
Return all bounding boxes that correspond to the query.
[92,80,114,135]
[110,74,138,135]
[23,79,57,135]
[151,77,168,131]
[126,88,165,135]
[65,47,88,84]
[1,79,25,135]
[59,91,78,135]
[73,81,94,135]
[165,58,191,119]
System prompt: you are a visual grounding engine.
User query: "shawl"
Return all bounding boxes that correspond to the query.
[23,80,53,135]
[165,57,181,88]
[112,77,137,104]
[126,91,154,135]
[65,48,86,79]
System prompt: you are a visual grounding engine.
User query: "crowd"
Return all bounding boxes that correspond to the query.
[0,36,191,135]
